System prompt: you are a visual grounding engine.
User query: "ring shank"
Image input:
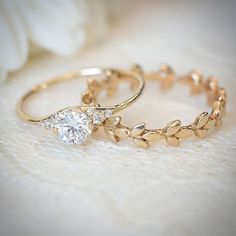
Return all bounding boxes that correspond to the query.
[17,68,144,123]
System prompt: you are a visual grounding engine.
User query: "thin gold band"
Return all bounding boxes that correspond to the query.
[17,67,145,123]
[16,67,145,145]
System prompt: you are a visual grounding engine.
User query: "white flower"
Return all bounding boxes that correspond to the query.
[0,0,109,82]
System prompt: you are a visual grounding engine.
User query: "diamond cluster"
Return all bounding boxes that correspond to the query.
[40,108,112,144]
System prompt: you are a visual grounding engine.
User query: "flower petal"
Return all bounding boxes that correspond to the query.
[86,0,108,42]
[16,0,88,55]
[0,1,28,71]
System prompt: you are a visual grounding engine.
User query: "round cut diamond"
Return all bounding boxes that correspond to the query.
[104,109,112,118]
[90,109,113,125]
[41,107,113,144]
[92,111,105,125]
[55,110,92,144]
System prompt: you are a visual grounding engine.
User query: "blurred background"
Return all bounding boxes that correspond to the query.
[0,1,236,236]
[1,0,235,82]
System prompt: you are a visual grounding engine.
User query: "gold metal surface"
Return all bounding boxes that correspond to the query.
[17,67,145,123]
[90,64,227,148]
[17,64,227,148]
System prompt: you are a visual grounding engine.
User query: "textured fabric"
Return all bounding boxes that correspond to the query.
[0,1,236,236]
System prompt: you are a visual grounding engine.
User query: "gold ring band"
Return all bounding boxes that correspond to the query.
[83,64,227,148]
[16,67,145,145]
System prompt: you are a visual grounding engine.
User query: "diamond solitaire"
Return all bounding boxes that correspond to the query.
[41,108,112,144]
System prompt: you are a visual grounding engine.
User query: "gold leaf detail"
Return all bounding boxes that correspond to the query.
[212,101,221,113]
[115,127,130,139]
[175,127,193,138]
[104,116,121,127]
[81,90,93,104]
[166,136,180,147]
[131,64,144,75]
[195,112,209,129]
[165,120,181,136]
[133,138,149,148]
[161,74,174,90]
[195,129,208,138]
[204,119,216,129]
[130,122,146,137]
[104,127,120,142]
[142,131,162,142]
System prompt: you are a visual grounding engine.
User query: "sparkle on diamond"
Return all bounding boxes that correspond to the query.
[55,110,92,144]
[41,108,113,145]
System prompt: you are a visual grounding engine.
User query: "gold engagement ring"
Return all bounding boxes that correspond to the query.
[17,67,145,145]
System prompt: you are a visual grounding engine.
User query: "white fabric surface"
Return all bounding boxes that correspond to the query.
[0,1,236,236]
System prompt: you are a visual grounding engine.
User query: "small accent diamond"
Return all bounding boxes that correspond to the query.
[86,107,96,116]
[91,109,112,125]
[104,109,112,118]
[40,114,57,129]
[92,111,105,125]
